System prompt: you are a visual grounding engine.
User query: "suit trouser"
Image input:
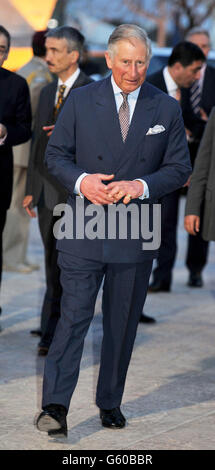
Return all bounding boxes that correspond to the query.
[3,166,30,267]
[0,210,7,289]
[42,252,153,411]
[186,142,209,274]
[37,205,61,345]
[152,189,180,286]
[186,233,209,273]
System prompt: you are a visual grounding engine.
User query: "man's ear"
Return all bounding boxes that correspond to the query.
[174,62,183,73]
[70,50,79,64]
[105,51,113,70]
[2,50,9,65]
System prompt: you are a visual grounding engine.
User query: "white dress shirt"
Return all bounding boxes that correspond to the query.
[75,75,149,199]
[0,130,7,145]
[55,68,81,103]
[197,62,206,92]
[163,66,179,99]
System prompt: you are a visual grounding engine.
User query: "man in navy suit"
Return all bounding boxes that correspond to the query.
[36,24,191,436]
[0,25,31,316]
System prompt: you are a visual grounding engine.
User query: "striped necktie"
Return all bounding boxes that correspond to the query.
[54,84,66,119]
[119,92,130,142]
[190,80,201,116]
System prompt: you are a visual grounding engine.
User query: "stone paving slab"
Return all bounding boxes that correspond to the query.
[0,198,215,450]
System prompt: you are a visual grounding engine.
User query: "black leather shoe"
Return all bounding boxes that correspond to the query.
[38,345,49,356]
[188,272,203,288]
[36,404,67,436]
[148,280,170,293]
[30,329,42,337]
[100,407,126,428]
[139,312,156,324]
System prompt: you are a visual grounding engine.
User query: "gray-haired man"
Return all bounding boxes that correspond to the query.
[23,26,93,355]
[36,24,191,436]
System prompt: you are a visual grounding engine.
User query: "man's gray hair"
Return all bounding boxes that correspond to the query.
[108,24,152,64]
[46,25,85,59]
[186,27,210,42]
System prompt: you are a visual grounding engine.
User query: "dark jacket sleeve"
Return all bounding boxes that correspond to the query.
[4,75,32,146]
[185,107,215,216]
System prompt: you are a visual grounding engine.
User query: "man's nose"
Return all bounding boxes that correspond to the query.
[129,64,138,77]
[45,50,52,63]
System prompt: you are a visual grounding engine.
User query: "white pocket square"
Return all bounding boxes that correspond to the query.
[146,125,166,135]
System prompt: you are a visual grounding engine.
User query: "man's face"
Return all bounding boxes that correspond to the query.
[105,38,149,93]
[188,33,210,58]
[176,60,203,88]
[0,33,9,67]
[45,37,78,76]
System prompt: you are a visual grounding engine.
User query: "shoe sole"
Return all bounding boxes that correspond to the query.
[37,414,61,433]
[102,422,126,429]
[38,348,49,356]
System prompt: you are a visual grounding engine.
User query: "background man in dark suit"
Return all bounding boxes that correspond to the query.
[23,26,92,355]
[0,25,31,316]
[36,24,191,436]
[183,28,215,287]
[146,42,205,295]
[3,30,52,274]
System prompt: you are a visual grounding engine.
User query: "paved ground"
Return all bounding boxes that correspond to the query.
[0,197,215,451]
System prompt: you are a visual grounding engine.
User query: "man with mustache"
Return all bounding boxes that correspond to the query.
[23,26,92,356]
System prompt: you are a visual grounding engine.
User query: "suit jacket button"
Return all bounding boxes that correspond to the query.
[98,156,103,160]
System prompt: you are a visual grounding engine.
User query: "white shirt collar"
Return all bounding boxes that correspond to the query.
[198,62,207,89]
[111,74,141,100]
[58,67,80,91]
[163,66,178,95]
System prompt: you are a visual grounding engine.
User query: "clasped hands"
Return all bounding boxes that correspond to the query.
[80,173,143,205]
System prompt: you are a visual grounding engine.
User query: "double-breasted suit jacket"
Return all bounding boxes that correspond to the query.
[45,77,191,263]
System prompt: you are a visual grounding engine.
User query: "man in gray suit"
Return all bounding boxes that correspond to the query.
[23,26,92,355]
[183,28,215,287]
[185,107,215,243]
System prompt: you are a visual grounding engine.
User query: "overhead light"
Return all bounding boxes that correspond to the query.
[48,18,58,29]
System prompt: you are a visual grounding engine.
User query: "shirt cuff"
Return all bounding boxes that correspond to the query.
[0,133,7,145]
[74,172,89,197]
[134,179,149,199]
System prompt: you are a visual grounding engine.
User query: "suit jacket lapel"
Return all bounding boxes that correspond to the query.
[94,77,124,168]
[46,80,58,123]
[58,71,90,116]
[71,70,91,89]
